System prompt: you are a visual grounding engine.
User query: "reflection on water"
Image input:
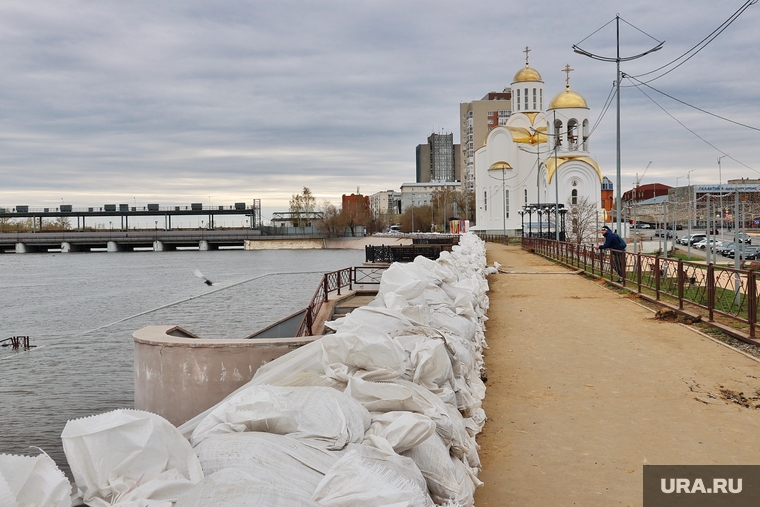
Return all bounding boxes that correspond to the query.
[0,249,363,477]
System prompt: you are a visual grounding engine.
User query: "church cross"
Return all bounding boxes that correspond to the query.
[563,64,574,88]
[524,46,531,65]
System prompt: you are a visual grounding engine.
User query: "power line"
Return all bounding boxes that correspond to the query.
[626,76,759,175]
[629,0,757,84]
[624,74,760,132]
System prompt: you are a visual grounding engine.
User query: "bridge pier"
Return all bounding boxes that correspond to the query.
[152,240,176,252]
[107,241,124,252]
[61,242,83,253]
[199,240,209,251]
[14,243,43,253]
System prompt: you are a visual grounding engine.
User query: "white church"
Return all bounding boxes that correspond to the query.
[473,51,603,240]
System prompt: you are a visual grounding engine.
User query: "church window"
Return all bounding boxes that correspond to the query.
[516,89,520,111]
[572,189,578,205]
[540,89,543,109]
[532,88,536,110]
[524,88,528,110]
[484,191,487,211]
[505,190,510,218]
[524,188,528,205]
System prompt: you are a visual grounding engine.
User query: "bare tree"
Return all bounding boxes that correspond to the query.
[318,200,346,237]
[289,187,316,227]
[453,188,475,222]
[566,196,599,245]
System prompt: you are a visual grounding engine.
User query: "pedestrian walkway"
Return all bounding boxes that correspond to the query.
[474,243,760,506]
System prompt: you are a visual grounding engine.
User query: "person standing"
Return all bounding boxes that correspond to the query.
[599,225,627,282]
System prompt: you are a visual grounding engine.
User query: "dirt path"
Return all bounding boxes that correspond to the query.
[474,243,760,506]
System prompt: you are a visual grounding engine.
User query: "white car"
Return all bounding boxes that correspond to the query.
[695,239,724,250]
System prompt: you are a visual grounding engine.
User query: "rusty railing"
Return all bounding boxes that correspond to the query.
[296,266,386,337]
[523,237,760,342]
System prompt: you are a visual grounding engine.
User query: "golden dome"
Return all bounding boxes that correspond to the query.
[513,65,543,83]
[548,87,588,109]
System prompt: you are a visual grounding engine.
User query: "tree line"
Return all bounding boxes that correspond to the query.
[289,186,476,236]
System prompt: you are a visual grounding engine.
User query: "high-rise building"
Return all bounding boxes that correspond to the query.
[415,132,460,183]
[460,91,512,191]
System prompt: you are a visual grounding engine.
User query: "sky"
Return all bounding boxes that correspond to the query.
[0,0,758,222]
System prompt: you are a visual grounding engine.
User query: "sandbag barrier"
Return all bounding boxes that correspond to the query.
[0,232,497,507]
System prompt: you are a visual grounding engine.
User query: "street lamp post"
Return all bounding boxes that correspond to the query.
[518,209,525,238]
[537,209,543,238]
[718,155,727,238]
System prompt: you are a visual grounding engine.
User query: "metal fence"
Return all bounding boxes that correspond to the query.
[523,237,760,342]
[296,266,386,337]
[475,234,509,244]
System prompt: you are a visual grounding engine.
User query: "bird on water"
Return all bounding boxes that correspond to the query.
[194,269,213,286]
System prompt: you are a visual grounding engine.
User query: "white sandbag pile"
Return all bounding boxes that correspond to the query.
[176,232,492,506]
[8,232,492,507]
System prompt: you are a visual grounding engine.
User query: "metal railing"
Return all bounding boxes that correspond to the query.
[296,266,386,336]
[476,234,509,244]
[523,237,760,342]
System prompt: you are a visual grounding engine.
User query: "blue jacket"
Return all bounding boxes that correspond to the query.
[600,230,626,250]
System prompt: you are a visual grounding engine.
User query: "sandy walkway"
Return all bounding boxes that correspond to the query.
[474,243,760,506]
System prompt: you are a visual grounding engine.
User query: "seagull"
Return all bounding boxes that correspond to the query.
[194,269,213,286]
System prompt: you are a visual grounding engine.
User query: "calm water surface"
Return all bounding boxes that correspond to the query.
[0,249,363,477]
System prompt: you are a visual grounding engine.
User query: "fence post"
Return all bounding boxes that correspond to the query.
[749,270,757,338]
[349,267,354,291]
[636,252,642,293]
[655,256,661,300]
[677,259,684,310]
[306,305,314,336]
[324,276,329,302]
[707,264,715,322]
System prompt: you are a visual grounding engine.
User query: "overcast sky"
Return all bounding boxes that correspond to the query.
[0,0,758,220]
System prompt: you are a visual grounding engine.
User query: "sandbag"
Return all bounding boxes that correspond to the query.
[0,452,71,507]
[61,409,202,507]
[321,327,410,382]
[194,432,342,497]
[175,468,322,507]
[190,385,370,450]
[311,445,434,507]
[364,411,436,454]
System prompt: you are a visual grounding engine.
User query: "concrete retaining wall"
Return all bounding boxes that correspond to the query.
[133,325,316,426]
[244,238,324,250]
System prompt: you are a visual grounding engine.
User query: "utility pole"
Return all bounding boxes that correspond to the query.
[574,16,663,238]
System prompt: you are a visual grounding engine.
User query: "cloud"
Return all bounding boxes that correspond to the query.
[0,0,758,215]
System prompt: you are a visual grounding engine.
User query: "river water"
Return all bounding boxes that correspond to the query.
[0,248,363,478]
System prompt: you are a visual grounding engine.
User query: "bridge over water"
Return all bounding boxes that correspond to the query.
[0,230,277,253]
[0,200,261,232]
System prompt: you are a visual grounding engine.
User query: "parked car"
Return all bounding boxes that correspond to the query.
[727,246,759,259]
[694,239,724,251]
[687,234,707,245]
[678,234,691,245]
[736,233,752,244]
[717,243,735,256]
[655,229,675,238]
